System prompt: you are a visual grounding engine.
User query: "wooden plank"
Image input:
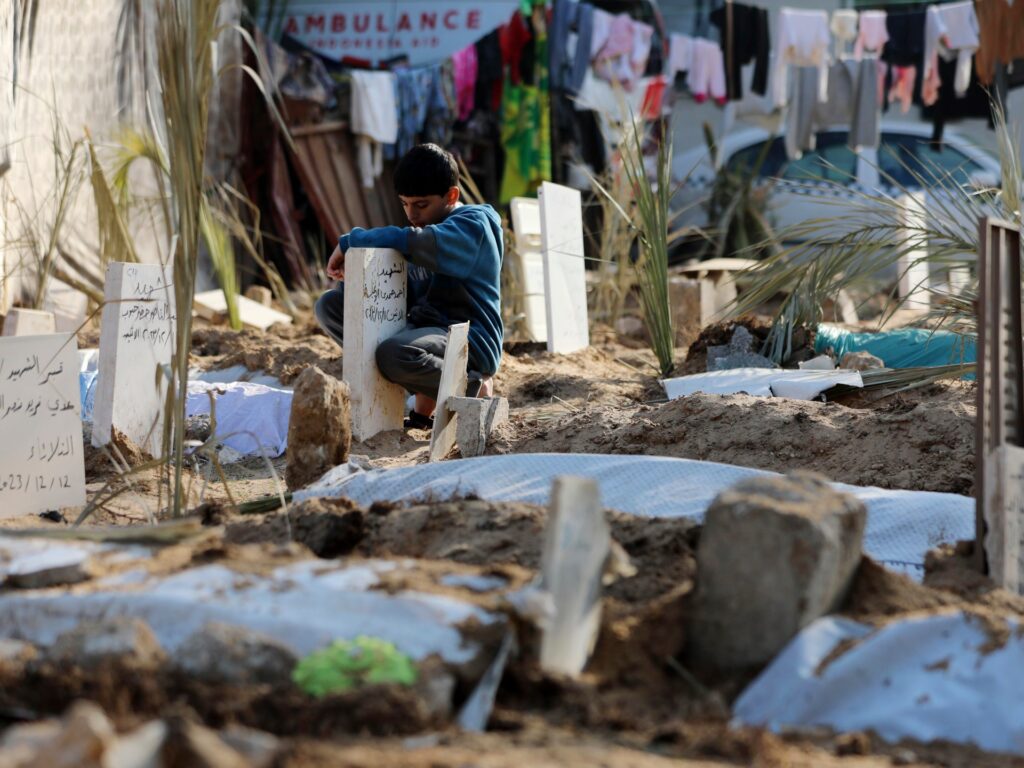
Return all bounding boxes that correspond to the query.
[290,138,339,242]
[428,322,470,462]
[290,120,349,138]
[328,130,370,227]
[343,248,408,441]
[306,134,351,237]
[539,476,610,676]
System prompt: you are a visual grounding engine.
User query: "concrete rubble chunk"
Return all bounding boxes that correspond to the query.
[840,351,885,371]
[286,365,352,490]
[244,285,274,307]
[31,701,115,768]
[102,720,168,768]
[161,718,250,768]
[449,396,510,458]
[175,622,297,686]
[707,326,778,371]
[687,471,866,673]
[48,618,166,670]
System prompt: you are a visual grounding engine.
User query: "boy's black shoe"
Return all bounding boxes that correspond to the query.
[404,410,434,430]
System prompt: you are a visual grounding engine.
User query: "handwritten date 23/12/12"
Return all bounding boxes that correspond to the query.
[0,473,73,494]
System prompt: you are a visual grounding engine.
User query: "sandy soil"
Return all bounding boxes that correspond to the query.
[3,312,1001,766]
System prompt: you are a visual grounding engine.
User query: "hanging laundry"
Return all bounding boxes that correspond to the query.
[974,0,1024,86]
[710,1,770,100]
[814,59,881,150]
[922,2,979,106]
[667,33,693,82]
[590,7,614,58]
[771,8,830,109]
[452,45,477,121]
[387,65,453,160]
[630,20,655,82]
[550,0,595,94]
[689,38,727,106]
[785,66,822,159]
[854,11,888,59]
[475,29,504,113]
[830,9,858,51]
[593,12,649,90]
[349,70,398,189]
[881,9,924,111]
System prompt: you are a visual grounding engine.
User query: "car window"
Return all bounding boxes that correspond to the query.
[725,137,787,179]
[879,133,984,188]
[780,132,857,184]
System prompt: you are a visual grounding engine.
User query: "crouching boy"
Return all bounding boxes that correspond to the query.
[315,143,503,428]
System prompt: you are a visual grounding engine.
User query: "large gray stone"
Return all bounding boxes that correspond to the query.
[686,472,866,672]
[175,622,297,686]
[707,326,778,371]
[449,396,509,458]
[286,366,352,490]
[840,351,884,371]
[48,618,166,670]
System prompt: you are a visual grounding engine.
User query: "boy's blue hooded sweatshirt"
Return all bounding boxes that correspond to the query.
[337,204,504,375]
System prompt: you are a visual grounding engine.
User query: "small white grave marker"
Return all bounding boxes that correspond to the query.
[343,248,407,441]
[93,263,175,456]
[193,290,292,331]
[538,182,589,354]
[428,322,469,463]
[2,308,56,337]
[510,196,548,342]
[539,476,610,676]
[0,333,86,516]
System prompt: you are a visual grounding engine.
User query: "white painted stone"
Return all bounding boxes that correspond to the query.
[510,197,548,342]
[193,290,292,331]
[898,192,930,311]
[428,322,470,463]
[2,308,56,336]
[343,248,407,441]
[0,333,86,516]
[92,263,174,456]
[448,396,509,458]
[539,476,609,677]
[538,182,589,354]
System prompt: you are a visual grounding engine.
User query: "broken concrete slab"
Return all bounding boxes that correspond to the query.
[286,365,351,490]
[175,622,297,686]
[707,326,778,371]
[687,471,866,673]
[193,290,292,331]
[448,396,509,458]
[2,307,56,336]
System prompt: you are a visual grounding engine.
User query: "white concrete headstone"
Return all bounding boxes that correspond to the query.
[2,308,56,337]
[428,322,469,463]
[0,333,86,516]
[898,192,930,311]
[93,263,175,456]
[343,248,407,441]
[539,475,610,676]
[510,197,548,343]
[538,182,589,354]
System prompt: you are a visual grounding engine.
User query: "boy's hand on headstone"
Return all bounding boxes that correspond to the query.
[326,245,345,281]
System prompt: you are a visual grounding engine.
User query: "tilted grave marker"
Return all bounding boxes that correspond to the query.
[539,476,610,676]
[538,182,589,354]
[976,217,1024,590]
[428,322,469,463]
[343,248,407,441]
[0,333,86,516]
[93,263,174,456]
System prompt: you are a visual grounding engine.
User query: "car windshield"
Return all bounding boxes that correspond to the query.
[878,133,985,188]
[726,133,857,184]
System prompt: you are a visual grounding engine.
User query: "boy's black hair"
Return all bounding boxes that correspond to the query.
[393,143,459,197]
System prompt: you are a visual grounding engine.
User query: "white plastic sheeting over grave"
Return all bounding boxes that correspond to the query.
[296,454,973,577]
[0,555,500,664]
[735,612,1024,756]
[186,381,291,458]
[661,368,864,401]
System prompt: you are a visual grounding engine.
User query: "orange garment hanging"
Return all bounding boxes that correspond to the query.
[974,0,1024,85]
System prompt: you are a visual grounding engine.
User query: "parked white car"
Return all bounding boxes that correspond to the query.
[671,122,1002,245]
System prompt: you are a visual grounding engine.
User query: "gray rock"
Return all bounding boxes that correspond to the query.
[686,472,866,672]
[48,618,166,670]
[449,396,509,458]
[840,351,885,371]
[286,366,352,491]
[175,622,297,686]
[707,326,778,371]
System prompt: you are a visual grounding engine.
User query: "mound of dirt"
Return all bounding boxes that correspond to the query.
[191,325,342,385]
[490,383,974,494]
[83,426,153,482]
